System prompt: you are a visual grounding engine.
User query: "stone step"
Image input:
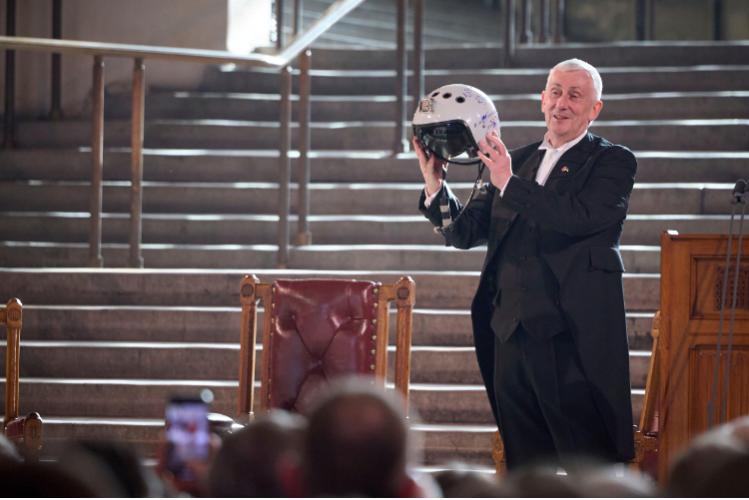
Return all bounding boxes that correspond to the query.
[0,378,645,427]
[0,242,663,275]
[15,305,656,350]
[0,340,651,387]
[0,180,735,216]
[0,269,660,311]
[14,119,749,151]
[202,65,749,95]
[15,416,498,465]
[1,149,746,185]
[105,91,749,122]
[0,211,733,246]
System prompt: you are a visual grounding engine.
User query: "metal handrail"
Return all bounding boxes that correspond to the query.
[393,0,407,153]
[0,0,366,268]
[0,36,286,66]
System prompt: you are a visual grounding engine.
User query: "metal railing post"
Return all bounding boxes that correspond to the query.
[276,0,285,50]
[129,58,145,268]
[293,0,303,35]
[50,0,62,119]
[712,0,723,41]
[502,0,515,67]
[89,55,104,267]
[553,0,566,43]
[277,65,293,267]
[3,0,16,149]
[393,0,407,154]
[635,0,654,41]
[296,50,312,246]
[411,0,424,113]
[539,0,550,43]
[520,0,532,44]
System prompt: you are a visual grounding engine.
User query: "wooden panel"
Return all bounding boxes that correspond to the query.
[693,258,749,319]
[657,233,749,481]
[688,346,749,436]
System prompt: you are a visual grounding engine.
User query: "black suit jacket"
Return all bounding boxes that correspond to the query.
[419,132,637,461]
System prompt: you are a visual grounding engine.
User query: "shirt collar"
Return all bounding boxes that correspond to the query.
[538,129,589,154]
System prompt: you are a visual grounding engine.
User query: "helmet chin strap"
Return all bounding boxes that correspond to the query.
[434,159,486,235]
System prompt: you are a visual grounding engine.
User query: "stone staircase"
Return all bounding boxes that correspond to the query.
[282,0,504,48]
[1,37,748,469]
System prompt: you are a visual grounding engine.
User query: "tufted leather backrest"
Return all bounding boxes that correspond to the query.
[238,275,414,420]
[266,279,379,415]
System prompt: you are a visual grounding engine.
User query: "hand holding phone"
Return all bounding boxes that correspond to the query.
[164,395,210,482]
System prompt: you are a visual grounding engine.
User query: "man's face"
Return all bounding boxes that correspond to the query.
[541,68,603,147]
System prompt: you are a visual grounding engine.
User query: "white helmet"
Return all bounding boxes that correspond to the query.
[412,83,500,165]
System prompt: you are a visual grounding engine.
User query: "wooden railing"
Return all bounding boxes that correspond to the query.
[0,0,365,268]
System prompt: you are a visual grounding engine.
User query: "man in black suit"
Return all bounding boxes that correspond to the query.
[415,59,636,469]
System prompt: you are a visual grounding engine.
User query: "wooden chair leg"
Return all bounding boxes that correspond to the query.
[492,430,507,475]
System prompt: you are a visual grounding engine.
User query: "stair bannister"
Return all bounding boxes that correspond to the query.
[636,0,654,41]
[393,0,407,154]
[89,55,104,267]
[293,0,303,35]
[411,0,424,121]
[275,0,365,262]
[50,0,63,120]
[296,49,312,246]
[130,58,145,268]
[278,65,293,268]
[3,0,16,149]
[519,0,533,44]
[554,0,566,43]
[276,0,285,50]
[0,0,364,269]
[539,0,551,43]
[502,0,516,67]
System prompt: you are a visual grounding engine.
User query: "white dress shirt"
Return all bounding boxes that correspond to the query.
[533,128,589,187]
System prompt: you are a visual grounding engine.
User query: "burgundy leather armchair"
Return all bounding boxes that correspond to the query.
[237,275,415,418]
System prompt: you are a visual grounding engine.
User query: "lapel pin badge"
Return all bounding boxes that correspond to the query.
[561,165,570,174]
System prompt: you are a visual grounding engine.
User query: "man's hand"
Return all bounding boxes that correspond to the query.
[477,131,513,190]
[413,137,445,197]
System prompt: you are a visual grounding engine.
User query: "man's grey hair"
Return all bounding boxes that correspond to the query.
[547,58,603,101]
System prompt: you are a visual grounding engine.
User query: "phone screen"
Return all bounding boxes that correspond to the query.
[165,396,210,480]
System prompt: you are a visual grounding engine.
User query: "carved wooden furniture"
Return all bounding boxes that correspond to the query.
[237,275,415,419]
[655,231,749,480]
[632,311,660,475]
[2,298,43,460]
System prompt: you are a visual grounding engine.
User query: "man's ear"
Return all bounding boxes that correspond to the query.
[589,99,603,121]
[540,90,547,112]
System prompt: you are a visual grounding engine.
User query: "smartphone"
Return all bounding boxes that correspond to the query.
[165,395,210,481]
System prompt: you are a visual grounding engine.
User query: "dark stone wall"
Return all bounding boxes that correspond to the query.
[517,0,749,42]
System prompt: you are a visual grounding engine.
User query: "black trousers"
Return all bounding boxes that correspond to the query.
[493,325,617,470]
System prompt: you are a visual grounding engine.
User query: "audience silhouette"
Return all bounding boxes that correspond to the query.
[2,379,748,497]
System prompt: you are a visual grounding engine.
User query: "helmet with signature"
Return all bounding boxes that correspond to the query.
[412,83,500,165]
